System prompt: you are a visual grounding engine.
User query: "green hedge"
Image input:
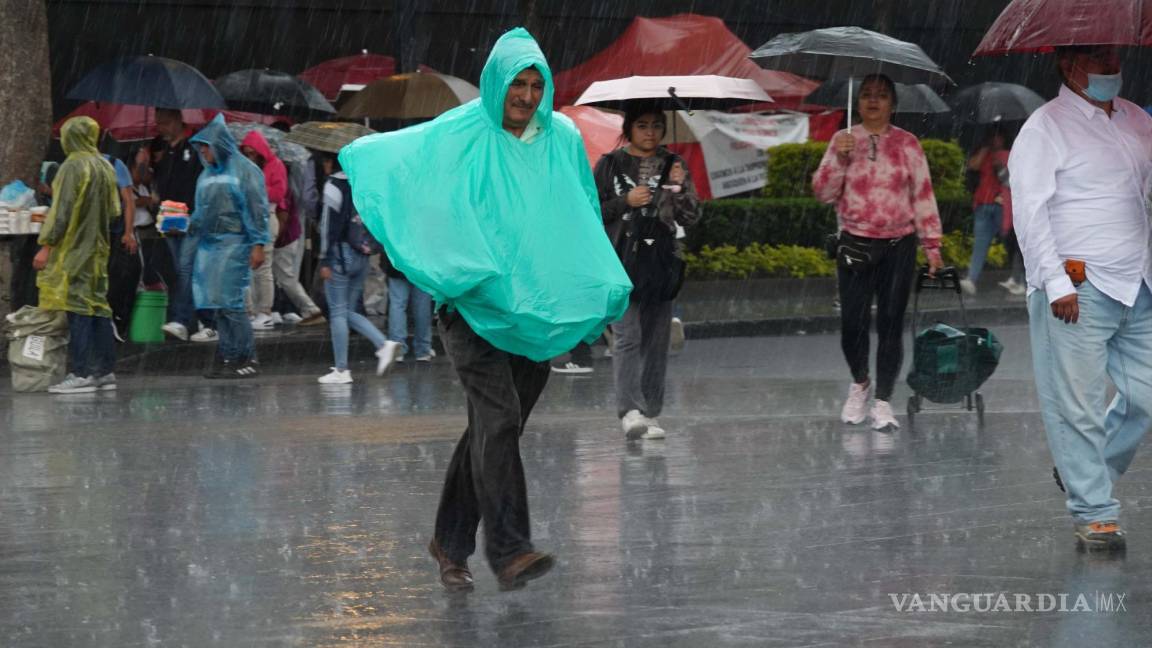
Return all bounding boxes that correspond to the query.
[688,196,974,252]
[762,138,970,203]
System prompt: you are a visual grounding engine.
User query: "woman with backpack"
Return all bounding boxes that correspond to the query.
[595,100,700,441]
[316,153,400,384]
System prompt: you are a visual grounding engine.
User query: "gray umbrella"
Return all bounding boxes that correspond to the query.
[807,79,950,114]
[749,26,952,86]
[949,82,1046,124]
[224,122,311,165]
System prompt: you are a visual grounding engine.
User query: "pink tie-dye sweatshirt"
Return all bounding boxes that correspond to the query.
[812,125,942,260]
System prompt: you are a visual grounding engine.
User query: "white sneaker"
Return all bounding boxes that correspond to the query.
[251,314,275,331]
[94,373,117,391]
[841,382,870,424]
[318,368,353,384]
[999,277,1026,296]
[376,340,401,376]
[870,399,900,430]
[162,322,189,341]
[960,278,977,296]
[270,312,284,325]
[190,328,218,343]
[49,374,97,394]
[669,317,685,353]
[283,312,303,324]
[640,416,666,440]
[551,362,593,375]
[622,409,648,441]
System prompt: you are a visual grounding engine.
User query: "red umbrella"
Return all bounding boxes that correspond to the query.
[53,102,285,141]
[557,106,624,169]
[974,0,1152,55]
[299,51,397,101]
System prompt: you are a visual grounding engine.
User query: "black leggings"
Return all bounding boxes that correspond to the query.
[837,234,917,401]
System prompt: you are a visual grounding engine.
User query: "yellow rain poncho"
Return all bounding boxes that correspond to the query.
[340,28,632,361]
[37,116,120,317]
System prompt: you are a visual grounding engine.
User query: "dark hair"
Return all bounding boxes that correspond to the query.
[857,74,898,109]
[622,100,666,142]
[320,151,342,172]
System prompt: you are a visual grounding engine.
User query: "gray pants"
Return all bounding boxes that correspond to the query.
[272,237,320,318]
[613,299,673,419]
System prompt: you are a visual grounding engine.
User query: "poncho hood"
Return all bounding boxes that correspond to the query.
[479,27,554,132]
[61,116,101,156]
[191,114,240,171]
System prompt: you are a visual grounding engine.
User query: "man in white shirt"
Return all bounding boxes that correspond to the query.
[1010,45,1152,552]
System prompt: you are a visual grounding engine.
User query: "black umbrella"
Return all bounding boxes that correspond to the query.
[67,55,227,109]
[949,82,1046,124]
[807,79,950,114]
[215,69,335,118]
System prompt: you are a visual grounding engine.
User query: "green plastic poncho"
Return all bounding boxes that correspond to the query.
[339,28,631,361]
[37,116,119,317]
[187,115,270,310]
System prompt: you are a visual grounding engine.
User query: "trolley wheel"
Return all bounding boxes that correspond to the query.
[976,393,986,426]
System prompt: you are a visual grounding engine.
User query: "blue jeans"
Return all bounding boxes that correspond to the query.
[168,235,214,330]
[967,203,1002,284]
[214,308,254,363]
[325,245,386,370]
[387,276,433,358]
[67,313,115,378]
[1028,281,1152,523]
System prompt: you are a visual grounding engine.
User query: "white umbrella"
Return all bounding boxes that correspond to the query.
[574,75,773,110]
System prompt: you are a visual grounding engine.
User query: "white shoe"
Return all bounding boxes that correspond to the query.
[190,328,218,343]
[870,400,900,430]
[270,312,284,325]
[94,373,117,391]
[622,409,648,441]
[376,340,401,376]
[162,322,189,341]
[669,317,685,353]
[640,416,666,440]
[960,278,977,296]
[251,314,275,331]
[283,312,303,324]
[318,368,353,384]
[999,277,1027,296]
[49,374,97,394]
[551,361,593,375]
[841,382,870,424]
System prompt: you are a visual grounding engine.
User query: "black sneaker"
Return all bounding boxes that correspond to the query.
[1074,521,1126,552]
[222,361,259,379]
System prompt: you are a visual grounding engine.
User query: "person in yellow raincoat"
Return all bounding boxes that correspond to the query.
[32,116,121,394]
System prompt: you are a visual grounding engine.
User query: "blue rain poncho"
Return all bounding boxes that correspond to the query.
[187,115,269,310]
[339,28,631,361]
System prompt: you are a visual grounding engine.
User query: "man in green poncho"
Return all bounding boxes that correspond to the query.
[341,28,631,592]
[32,116,121,394]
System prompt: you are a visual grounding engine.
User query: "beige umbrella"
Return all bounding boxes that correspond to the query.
[337,72,479,120]
[283,121,375,153]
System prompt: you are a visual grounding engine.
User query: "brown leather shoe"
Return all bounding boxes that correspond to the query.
[428,539,474,591]
[496,551,555,591]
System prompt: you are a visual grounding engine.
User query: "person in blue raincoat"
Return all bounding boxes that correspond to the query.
[187,115,269,378]
[341,28,631,592]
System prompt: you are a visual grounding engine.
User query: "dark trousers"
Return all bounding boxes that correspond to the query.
[433,308,551,572]
[9,237,40,311]
[68,313,116,378]
[837,233,917,401]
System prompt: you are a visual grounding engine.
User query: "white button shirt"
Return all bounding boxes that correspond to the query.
[1008,84,1152,306]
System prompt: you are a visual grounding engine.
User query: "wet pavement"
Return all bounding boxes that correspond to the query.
[2,325,1150,647]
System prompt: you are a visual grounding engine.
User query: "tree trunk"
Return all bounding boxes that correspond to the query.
[0,0,51,320]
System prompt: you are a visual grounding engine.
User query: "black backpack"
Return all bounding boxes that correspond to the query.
[612,153,685,303]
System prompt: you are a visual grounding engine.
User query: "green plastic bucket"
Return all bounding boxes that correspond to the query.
[129,290,168,343]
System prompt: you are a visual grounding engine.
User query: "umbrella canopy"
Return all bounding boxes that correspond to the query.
[67,55,227,109]
[337,72,479,119]
[574,75,773,110]
[974,0,1152,55]
[806,79,950,114]
[949,82,1047,123]
[556,106,625,169]
[223,122,311,165]
[750,26,952,87]
[299,51,397,101]
[52,103,283,142]
[283,121,375,154]
[216,69,335,118]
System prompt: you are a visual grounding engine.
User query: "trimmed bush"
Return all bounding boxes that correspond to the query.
[921,139,967,203]
[684,244,836,280]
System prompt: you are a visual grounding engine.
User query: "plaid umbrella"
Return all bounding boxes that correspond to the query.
[283,121,375,154]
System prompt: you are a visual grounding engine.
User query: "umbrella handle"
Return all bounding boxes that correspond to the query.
[668,87,694,116]
[846,76,853,131]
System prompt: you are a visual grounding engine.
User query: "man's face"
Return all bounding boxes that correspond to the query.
[155,112,184,142]
[503,68,544,131]
[1062,46,1121,92]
